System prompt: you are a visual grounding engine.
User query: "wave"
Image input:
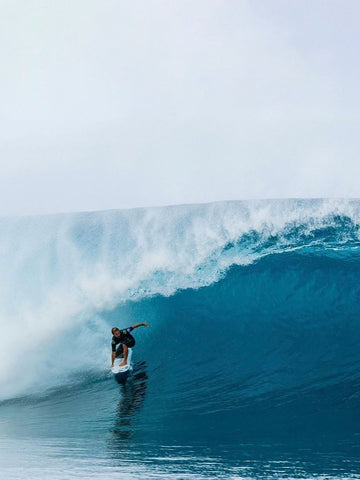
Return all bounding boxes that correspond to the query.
[1,198,360,400]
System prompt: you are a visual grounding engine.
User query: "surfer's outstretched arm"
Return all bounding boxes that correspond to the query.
[131,322,149,329]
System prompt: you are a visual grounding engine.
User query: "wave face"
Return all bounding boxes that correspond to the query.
[1,199,360,479]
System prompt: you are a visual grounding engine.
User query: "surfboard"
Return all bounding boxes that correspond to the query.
[111,348,133,384]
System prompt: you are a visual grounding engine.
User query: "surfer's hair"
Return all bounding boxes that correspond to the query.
[111,327,119,334]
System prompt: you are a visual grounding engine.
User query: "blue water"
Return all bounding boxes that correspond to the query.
[1,199,360,479]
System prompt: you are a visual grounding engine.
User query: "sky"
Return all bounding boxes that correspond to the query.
[0,0,359,216]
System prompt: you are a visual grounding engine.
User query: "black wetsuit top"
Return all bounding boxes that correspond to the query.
[111,327,135,352]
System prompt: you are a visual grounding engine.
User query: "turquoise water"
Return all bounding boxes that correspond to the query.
[1,199,360,479]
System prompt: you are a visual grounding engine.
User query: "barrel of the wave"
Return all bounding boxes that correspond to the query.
[111,348,133,385]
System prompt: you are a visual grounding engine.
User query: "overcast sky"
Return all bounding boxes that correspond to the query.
[0,0,359,215]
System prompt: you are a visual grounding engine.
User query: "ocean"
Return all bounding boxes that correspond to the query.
[0,199,359,479]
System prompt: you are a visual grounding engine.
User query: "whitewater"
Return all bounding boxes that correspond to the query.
[0,199,360,479]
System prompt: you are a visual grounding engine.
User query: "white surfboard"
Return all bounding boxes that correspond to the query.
[111,348,133,374]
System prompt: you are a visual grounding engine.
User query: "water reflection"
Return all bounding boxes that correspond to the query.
[110,361,148,441]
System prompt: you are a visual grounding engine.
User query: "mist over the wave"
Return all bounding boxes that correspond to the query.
[1,1,360,215]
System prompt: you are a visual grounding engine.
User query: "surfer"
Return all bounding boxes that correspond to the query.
[110,323,149,368]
